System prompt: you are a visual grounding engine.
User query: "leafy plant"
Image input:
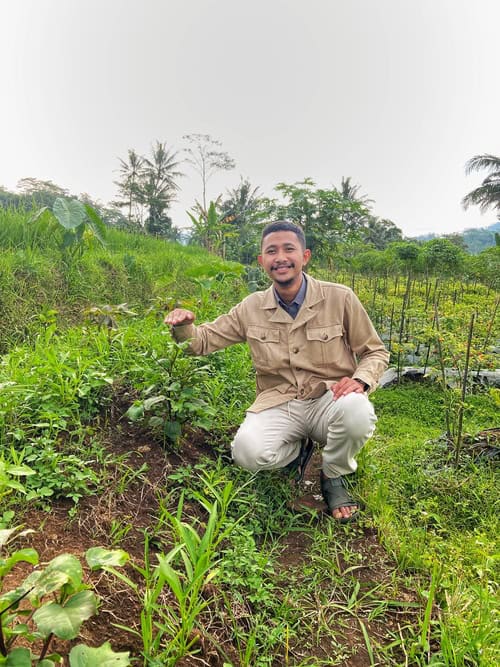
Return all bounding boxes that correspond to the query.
[30,198,107,261]
[0,532,129,665]
[104,474,250,666]
[125,340,215,445]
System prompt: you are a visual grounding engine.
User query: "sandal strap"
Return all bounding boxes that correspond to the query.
[320,475,358,511]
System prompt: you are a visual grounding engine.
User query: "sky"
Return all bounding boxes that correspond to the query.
[1,0,499,238]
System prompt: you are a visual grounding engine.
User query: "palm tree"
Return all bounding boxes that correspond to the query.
[113,149,144,225]
[339,176,374,208]
[141,142,183,236]
[462,154,500,215]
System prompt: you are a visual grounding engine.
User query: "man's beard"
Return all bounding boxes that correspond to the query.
[273,275,296,287]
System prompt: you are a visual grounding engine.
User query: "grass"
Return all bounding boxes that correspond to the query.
[0,205,498,664]
[362,383,499,665]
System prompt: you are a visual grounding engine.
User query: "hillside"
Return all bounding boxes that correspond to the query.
[0,207,498,665]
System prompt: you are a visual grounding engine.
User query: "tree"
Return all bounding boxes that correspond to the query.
[183,134,235,210]
[17,178,69,208]
[218,178,267,263]
[268,179,372,262]
[359,217,403,249]
[462,154,500,215]
[188,198,233,256]
[141,141,183,237]
[340,176,374,208]
[113,149,144,226]
[422,238,465,276]
[114,142,183,237]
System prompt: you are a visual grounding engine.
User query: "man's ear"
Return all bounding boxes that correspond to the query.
[257,255,263,267]
[303,249,312,265]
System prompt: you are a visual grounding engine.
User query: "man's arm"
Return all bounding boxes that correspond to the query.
[164,303,248,355]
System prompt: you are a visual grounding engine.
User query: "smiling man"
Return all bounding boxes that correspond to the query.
[165,220,389,522]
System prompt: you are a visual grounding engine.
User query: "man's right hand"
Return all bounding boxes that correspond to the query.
[164,309,196,327]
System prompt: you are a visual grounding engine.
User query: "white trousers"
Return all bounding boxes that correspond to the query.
[231,391,377,478]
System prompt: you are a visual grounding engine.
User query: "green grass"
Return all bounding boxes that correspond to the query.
[1,205,499,664]
[361,384,499,665]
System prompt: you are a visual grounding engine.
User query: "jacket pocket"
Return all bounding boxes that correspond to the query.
[247,326,281,369]
[306,323,345,366]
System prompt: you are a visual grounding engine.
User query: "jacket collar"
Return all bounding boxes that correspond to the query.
[260,275,326,327]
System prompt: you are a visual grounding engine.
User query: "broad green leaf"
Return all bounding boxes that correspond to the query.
[4,647,31,666]
[0,548,39,576]
[163,420,182,442]
[143,395,166,410]
[84,204,107,245]
[33,590,97,640]
[53,198,86,230]
[125,403,144,421]
[85,547,129,571]
[3,465,36,477]
[31,554,83,597]
[69,642,131,667]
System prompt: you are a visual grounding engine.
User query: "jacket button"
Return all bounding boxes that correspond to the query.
[299,388,305,396]
[292,347,299,353]
[322,333,328,340]
[261,334,266,340]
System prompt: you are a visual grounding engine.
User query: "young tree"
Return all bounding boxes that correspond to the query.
[183,133,235,210]
[462,154,500,215]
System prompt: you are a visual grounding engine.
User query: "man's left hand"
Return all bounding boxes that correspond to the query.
[331,377,366,399]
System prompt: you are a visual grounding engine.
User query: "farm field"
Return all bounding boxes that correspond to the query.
[0,208,498,666]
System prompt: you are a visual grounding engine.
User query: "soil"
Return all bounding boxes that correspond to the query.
[4,418,426,666]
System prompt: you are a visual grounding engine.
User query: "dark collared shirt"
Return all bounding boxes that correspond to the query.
[273,274,307,319]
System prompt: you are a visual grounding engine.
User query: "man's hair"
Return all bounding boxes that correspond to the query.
[261,220,306,249]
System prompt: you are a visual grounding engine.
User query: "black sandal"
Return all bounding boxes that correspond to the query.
[285,438,315,482]
[320,473,361,523]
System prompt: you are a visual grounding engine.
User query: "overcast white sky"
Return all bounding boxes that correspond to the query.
[1,0,499,237]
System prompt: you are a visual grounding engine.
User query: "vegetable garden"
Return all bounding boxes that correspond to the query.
[0,205,498,665]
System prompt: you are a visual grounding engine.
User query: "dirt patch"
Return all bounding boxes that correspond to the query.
[4,423,424,665]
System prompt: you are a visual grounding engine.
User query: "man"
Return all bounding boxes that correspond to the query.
[165,220,389,522]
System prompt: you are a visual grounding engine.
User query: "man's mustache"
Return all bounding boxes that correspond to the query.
[271,263,295,271]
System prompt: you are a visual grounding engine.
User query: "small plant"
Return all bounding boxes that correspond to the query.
[125,340,215,445]
[0,530,130,665]
[30,198,107,262]
[104,474,249,666]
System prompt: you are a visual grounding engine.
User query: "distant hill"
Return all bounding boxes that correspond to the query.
[410,221,499,254]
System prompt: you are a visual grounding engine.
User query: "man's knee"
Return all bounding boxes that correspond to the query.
[336,393,376,440]
[231,431,270,471]
[231,430,286,472]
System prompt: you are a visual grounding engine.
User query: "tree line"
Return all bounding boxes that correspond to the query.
[1,138,499,270]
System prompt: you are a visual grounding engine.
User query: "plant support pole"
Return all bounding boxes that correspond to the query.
[455,312,475,466]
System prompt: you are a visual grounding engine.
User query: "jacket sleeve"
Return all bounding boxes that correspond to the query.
[343,290,389,391]
[171,302,247,356]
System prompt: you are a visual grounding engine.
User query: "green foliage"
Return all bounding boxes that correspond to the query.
[68,642,131,667]
[114,141,182,237]
[30,198,107,262]
[124,338,216,445]
[0,535,129,665]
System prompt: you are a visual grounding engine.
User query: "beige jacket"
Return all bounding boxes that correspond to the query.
[172,275,389,412]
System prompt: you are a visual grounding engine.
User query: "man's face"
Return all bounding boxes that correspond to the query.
[258,231,311,290]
